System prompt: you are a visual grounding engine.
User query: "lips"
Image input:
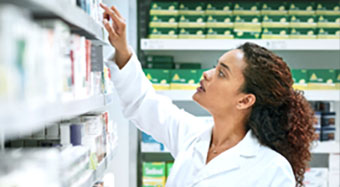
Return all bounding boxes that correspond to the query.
[199,80,206,92]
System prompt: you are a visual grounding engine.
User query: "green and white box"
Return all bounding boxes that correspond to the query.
[205,2,233,15]
[316,2,340,16]
[262,28,289,39]
[150,2,178,16]
[170,69,200,90]
[288,2,315,16]
[143,69,171,90]
[178,15,206,28]
[261,2,288,15]
[206,15,234,28]
[166,162,174,177]
[206,28,234,39]
[317,28,340,39]
[234,15,262,32]
[262,15,290,28]
[336,70,340,90]
[289,28,316,39]
[143,162,166,187]
[179,2,205,15]
[234,30,261,39]
[178,28,205,39]
[233,2,261,16]
[317,15,340,28]
[290,15,317,28]
[292,69,308,90]
[149,15,178,28]
[148,27,178,39]
[307,69,337,90]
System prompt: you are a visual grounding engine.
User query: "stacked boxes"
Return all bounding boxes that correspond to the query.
[307,69,337,90]
[147,1,340,39]
[291,69,308,90]
[142,162,174,187]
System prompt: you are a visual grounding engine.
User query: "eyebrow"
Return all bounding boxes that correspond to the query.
[218,61,232,74]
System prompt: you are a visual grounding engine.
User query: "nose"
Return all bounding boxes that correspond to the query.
[203,68,214,81]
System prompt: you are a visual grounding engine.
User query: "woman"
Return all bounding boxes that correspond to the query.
[100,3,315,187]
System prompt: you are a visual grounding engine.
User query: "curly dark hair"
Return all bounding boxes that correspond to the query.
[238,42,316,187]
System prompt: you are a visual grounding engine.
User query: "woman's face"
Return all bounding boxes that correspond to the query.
[193,49,248,115]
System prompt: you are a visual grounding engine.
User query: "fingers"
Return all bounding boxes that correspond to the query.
[110,5,122,19]
[100,3,122,26]
[103,19,118,38]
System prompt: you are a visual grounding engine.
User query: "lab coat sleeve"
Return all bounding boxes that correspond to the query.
[269,159,296,187]
[107,50,206,157]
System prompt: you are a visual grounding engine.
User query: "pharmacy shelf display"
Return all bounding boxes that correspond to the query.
[1,0,107,43]
[141,39,340,51]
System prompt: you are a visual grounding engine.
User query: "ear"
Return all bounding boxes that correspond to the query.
[236,94,256,110]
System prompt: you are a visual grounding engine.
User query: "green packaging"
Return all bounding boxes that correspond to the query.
[307,69,337,90]
[206,15,234,28]
[170,69,200,90]
[148,28,178,39]
[290,28,316,39]
[262,28,289,39]
[234,30,261,39]
[234,15,262,32]
[166,162,174,177]
[146,62,174,69]
[291,69,308,90]
[149,15,178,28]
[205,2,233,15]
[146,55,174,64]
[175,63,201,69]
[179,2,206,15]
[233,2,261,15]
[288,2,315,15]
[262,15,290,28]
[317,28,340,39]
[336,70,340,89]
[316,2,340,15]
[261,2,288,15]
[178,15,206,28]
[150,2,179,16]
[178,28,206,39]
[317,16,340,28]
[206,28,234,39]
[290,15,317,28]
[143,69,171,90]
[142,162,166,187]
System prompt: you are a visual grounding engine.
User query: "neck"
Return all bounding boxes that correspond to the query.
[211,111,247,148]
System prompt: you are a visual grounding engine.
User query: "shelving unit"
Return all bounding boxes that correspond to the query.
[141,39,340,51]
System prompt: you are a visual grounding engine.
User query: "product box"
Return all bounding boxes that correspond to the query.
[170,69,200,90]
[166,162,174,177]
[175,63,201,69]
[234,15,262,32]
[148,28,178,39]
[314,112,322,140]
[289,28,316,39]
[316,2,340,16]
[179,2,205,15]
[233,2,261,16]
[206,15,234,28]
[145,62,174,70]
[317,28,340,39]
[336,70,340,89]
[322,112,336,127]
[143,162,166,187]
[290,15,317,28]
[146,55,174,64]
[206,28,234,39]
[150,2,178,16]
[261,2,288,15]
[178,15,206,28]
[205,2,233,16]
[143,69,171,90]
[149,15,178,28]
[307,69,337,90]
[291,69,308,90]
[262,15,290,28]
[288,2,315,16]
[178,28,205,39]
[234,30,261,39]
[317,15,340,28]
[321,126,335,141]
[261,28,289,39]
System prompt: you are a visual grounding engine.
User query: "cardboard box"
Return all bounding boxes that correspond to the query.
[336,69,340,89]
[148,28,178,39]
[170,69,200,90]
[179,2,205,15]
[234,15,262,32]
[233,2,261,16]
[178,28,205,39]
[206,15,234,28]
[317,15,340,28]
[150,2,178,16]
[289,28,316,39]
[175,63,201,69]
[178,15,206,28]
[149,15,178,28]
[146,62,174,69]
[205,2,233,15]
[316,2,340,16]
[261,2,288,15]
[206,28,234,39]
[166,162,174,177]
[262,28,289,39]
[262,15,290,28]
[288,2,316,16]
[234,30,261,39]
[321,126,335,141]
[146,55,174,64]
[291,69,308,90]
[317,28,340,39]
[143,162,166,187]
[290,15,317,28]
[307,69,337,90]
[143,69,171,90]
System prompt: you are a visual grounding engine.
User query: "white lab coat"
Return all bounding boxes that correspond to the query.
[108,51,296,187]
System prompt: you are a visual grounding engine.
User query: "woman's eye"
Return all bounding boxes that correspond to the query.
[218,70,225,78]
